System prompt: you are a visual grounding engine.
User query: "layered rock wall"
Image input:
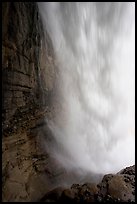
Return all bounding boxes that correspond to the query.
[2,2,55,133]
[2,2,56,201]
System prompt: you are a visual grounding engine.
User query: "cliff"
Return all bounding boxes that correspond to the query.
[2,2,55,134]
[2,2,56,201]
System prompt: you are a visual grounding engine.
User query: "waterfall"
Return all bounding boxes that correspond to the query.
[38,2,135,175]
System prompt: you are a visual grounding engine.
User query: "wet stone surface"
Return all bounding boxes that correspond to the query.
[39,165,135,203]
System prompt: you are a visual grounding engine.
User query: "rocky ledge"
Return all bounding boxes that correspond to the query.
[40,165,135,202]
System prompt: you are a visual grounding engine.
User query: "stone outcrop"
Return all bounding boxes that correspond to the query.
[40,165,135,202]
[2,2,56,134]
[2,2,56,202]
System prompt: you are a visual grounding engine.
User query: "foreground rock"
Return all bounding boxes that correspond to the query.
[40,165,135,202]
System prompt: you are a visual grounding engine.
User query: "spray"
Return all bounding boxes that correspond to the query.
[38,2,135,175]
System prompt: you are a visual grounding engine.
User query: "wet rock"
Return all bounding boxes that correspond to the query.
[118,165,135,176]
[2,2,56,202]
[107,175,134,202]
[39,165,135,202]
[2,2,55,132]
[60,189,76,202]
[40,187,66,202]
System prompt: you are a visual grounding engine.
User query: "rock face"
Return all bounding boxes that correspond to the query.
[40,165,135,202]
[2,2,56,202]
[2,2,55,133]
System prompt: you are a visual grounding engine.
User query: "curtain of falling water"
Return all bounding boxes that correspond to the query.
[38,2,135,174]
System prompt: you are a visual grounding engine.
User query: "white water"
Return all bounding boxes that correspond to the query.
[38,2,135,175]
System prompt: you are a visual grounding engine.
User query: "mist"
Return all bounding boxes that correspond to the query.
[38,2,135,175]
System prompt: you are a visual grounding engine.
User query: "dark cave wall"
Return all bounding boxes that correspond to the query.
[2,2,56,130]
